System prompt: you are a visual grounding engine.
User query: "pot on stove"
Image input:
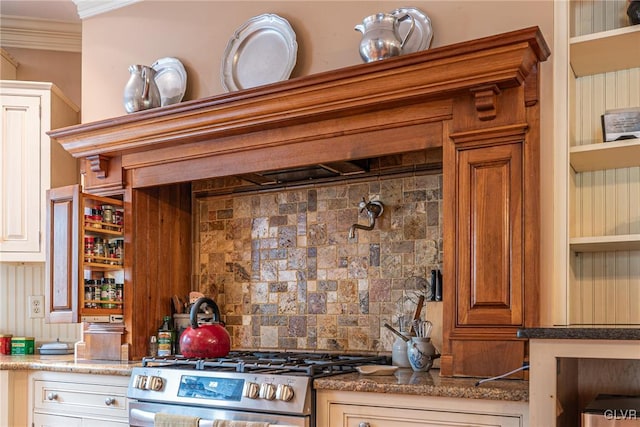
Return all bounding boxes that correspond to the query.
[178,297,230,358]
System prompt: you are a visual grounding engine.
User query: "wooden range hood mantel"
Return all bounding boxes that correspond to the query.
[50,27,549,190]
[49,27,550,375]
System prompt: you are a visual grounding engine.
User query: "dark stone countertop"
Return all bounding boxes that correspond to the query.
[517,327,640,340]
[313,368,529,402]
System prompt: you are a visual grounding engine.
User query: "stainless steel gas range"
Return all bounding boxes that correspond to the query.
[127,351,388,426]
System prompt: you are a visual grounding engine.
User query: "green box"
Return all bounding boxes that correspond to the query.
[11,337,34,355]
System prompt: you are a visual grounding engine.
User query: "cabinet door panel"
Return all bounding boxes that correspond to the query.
[33,412,82,427]
[0,95,41,254]
[45,184,80,323]
[457,143,523,326]
[330,403,521,427]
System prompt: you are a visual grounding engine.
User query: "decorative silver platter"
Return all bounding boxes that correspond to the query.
[221,13,298,92]
[151,57,187,107]
[390,7,433,54]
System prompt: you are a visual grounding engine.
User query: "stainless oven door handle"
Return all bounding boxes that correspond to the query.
[129,408,296,427]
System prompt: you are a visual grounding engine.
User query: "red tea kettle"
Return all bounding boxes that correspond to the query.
[179,297,230,358]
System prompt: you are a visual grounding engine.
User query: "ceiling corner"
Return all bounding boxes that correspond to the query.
[72,0,141,20]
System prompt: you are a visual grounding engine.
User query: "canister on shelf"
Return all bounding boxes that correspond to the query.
[84,236,95,263]
[102,205,114,226]
[0,334,12,355]
[115,282,124,303]
[100,278,117,308]
[93,237,105,263]
[11,337,34,355]
[84,279,94,308]
[93,282,101,307]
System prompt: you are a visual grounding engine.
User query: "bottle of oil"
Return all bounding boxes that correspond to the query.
[157,315,173,357]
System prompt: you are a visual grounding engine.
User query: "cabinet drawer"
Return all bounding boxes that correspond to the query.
[330,403,522,427]
[34,379,128,418]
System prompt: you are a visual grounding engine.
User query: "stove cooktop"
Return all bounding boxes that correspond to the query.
[141,351,389,377]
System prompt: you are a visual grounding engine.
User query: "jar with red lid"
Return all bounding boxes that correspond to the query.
[0,334,12,355]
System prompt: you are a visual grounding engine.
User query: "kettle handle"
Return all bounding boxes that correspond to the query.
[189,297,222,329]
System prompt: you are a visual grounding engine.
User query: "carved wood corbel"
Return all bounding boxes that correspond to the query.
[86,154,110,179]
[470,85,501,121]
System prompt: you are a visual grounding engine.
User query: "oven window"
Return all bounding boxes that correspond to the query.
[177,375,245,401]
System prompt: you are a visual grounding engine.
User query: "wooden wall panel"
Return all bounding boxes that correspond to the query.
[125,182,192,359]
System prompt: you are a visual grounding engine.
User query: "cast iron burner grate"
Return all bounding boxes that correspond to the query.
[142,351,389,377]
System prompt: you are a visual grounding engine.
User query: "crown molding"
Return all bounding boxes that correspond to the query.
[73,0,141,19]
[0,16,81,52]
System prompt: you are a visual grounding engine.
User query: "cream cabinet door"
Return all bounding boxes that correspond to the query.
[316,390,528,427]
[0,93,41,256]
[0,81,78,262]
[33,413,128,427]
[330,403,522,427]
[33,412,82,427]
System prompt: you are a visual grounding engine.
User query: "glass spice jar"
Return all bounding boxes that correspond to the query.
[102,205,114,226]
[93,237,105,263]
[84,236,95,262]
[91,208,103,229]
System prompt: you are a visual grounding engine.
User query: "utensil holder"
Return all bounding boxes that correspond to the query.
[407,337,439,372]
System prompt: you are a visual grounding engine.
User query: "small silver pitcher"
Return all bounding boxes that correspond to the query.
[355,13,415,62]
[123,65,161,113]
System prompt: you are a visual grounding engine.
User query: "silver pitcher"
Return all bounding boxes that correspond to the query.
[355,13,415,62]
[123,65,161,113]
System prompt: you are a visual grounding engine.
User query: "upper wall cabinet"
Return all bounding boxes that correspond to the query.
[0,81,79,262]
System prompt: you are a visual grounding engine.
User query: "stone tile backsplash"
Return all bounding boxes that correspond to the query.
[195,173,443,354]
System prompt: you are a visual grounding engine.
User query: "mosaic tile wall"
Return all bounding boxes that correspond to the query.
[195,173,443,354]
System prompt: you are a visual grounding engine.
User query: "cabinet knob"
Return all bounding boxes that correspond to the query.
[105,397,116,406]
[46,392,58,401]
[358,423,370,427]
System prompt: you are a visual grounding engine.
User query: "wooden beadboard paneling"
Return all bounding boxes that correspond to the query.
[0,263,80,342]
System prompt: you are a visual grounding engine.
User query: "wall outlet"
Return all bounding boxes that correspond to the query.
[29,295,44,318]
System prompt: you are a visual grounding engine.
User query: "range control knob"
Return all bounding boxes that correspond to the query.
[276,384,294,401]
[259,383,276,400]
[148,376,164,391]
[133,375,148,390]
[243,382,260,399]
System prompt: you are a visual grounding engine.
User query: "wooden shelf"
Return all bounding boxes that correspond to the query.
[570,25,640,77]
[83,225,123,236]
[83,261,123,270]
[570,138,640,172]
[570,234,640,252]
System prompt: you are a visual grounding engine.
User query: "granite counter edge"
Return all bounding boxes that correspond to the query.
[0,355,138,376]
[314,373,529,402]
[517,328,640,340]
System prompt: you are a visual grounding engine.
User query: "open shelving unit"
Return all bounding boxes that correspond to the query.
[570,24,640,77]
[567,22,640,255]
